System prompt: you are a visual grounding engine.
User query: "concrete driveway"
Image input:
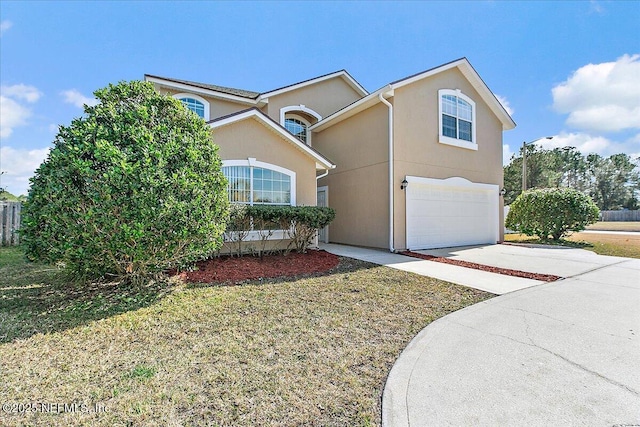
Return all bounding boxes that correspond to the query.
[382,246,640,426]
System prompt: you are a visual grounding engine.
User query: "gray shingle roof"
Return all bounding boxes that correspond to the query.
[145,74,260,99]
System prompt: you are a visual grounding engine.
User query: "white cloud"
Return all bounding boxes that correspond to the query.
[0,146,50,196]
[0,20,12,36]
[495,94,514,116]
[61,89,98,108]
[0,84,42,138]
[1,84,42,103]
[552,54,640,132]
[541,132,613,155]
[503,144,514,165]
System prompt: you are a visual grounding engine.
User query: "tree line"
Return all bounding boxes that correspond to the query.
[504,145,640,210]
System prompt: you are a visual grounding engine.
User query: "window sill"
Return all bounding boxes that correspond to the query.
[439,135,478,151]
[225,230,289,242]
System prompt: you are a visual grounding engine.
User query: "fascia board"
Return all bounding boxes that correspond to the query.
[209,110,335,170]
[145,76,258,106]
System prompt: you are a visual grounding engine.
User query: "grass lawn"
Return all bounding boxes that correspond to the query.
[0,247,491,426]
[586,221,640,232]
[505,231,640,259]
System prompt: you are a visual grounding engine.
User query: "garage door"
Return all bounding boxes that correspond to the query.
[406,176,499,250]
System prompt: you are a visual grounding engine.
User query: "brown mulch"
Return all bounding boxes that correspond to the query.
[400,251,562,282]
[176,250,340,284]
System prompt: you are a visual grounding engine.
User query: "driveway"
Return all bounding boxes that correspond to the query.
[381,247,640,426]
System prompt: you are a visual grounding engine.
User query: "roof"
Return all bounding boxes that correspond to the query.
[208,108,336,171]
[145,69,368,106]
[311,58,516,132]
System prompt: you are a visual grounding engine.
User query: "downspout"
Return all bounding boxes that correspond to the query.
[316,169,330,181]
[378,91,395,252]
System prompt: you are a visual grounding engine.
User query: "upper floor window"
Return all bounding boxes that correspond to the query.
[284,118,308,144]
[279,105,322,146]
[180,97,205,118]
[222,162,294,206]
[438,89,477,150]
[173,93,209,120]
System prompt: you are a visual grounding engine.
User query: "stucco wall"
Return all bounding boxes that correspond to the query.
[265,77,363,124]
[313,103,390,248]
[392,67,505,249]
[213,118,318,206]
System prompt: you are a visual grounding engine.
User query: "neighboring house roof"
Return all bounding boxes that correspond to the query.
[208,108,336,171]
[145,70,368,106]
[310,57,517,132]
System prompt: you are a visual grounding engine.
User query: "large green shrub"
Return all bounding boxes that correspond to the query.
[21,81,229,283]
[506,188,599,241]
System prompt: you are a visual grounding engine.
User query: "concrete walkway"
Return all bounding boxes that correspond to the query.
[381,249,640,426]
[320,243,544,295]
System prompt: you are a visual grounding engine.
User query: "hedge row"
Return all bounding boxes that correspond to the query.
[224,204,336,256]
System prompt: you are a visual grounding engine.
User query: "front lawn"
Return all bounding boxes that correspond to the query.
[0,247,491,426]
[504,232,640,259]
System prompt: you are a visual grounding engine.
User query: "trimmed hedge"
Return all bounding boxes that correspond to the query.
[224,204,336,255]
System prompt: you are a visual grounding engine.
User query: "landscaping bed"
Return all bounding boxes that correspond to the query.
[400,250,561,282]
[176,250,340,284]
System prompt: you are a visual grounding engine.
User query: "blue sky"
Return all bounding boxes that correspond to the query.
[1,0,639,196]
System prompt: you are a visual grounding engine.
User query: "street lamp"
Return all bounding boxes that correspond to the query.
[522,136,553,192]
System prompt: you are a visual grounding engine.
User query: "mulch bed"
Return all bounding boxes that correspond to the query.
[176,250,340,284]
[400,251,561,282]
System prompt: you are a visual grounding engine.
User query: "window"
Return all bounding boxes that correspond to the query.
[173,93,209,120]
[284,118,307,143]
[180,97,205,118]
[438,89,477,150]
[223,163,293,205]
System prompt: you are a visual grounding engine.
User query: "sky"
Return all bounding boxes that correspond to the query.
[1,0,639,196]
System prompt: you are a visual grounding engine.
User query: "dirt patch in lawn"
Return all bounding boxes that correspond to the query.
[400,251,561,282]
[176,250,340,284]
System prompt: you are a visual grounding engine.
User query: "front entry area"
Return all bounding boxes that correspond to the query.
[405,176,499,250]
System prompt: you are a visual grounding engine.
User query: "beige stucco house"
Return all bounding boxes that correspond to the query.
[145,57,515,252]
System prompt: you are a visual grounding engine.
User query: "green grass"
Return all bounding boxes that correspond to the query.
[505,231,640,259]
[0,247,491,426]
[586,221,640,232]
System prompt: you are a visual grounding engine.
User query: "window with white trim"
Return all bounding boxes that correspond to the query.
[223,163,293,205]
[284,117,308,143]
[173,93,210,120]
[438,89,477,150]
[179,97,205,118]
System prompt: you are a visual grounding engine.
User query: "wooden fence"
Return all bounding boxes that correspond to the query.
[600,210,640,222]
[1,202,22,246]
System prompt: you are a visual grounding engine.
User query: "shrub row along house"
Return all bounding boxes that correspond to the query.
[146,57,515,251]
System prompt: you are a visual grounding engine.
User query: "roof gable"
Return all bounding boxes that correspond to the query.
[258,70,368,100]
[311,58,516,132]
[208,108,335,170]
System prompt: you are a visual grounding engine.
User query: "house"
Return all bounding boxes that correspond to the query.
[145,57,515,252]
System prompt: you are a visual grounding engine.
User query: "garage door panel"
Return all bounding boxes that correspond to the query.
[406,177,499,250]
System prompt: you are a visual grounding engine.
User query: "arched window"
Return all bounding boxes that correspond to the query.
[180,97,205,118]
[438,89,477,150]
[222,160,295,206]
[173,93,209,120]
[279,105,322,145]
[284,117,308,144]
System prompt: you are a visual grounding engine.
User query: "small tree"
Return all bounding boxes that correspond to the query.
[506,188,599,241]
[21,81,229,283]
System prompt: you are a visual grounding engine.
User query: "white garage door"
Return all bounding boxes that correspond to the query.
[406,176,499,250]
